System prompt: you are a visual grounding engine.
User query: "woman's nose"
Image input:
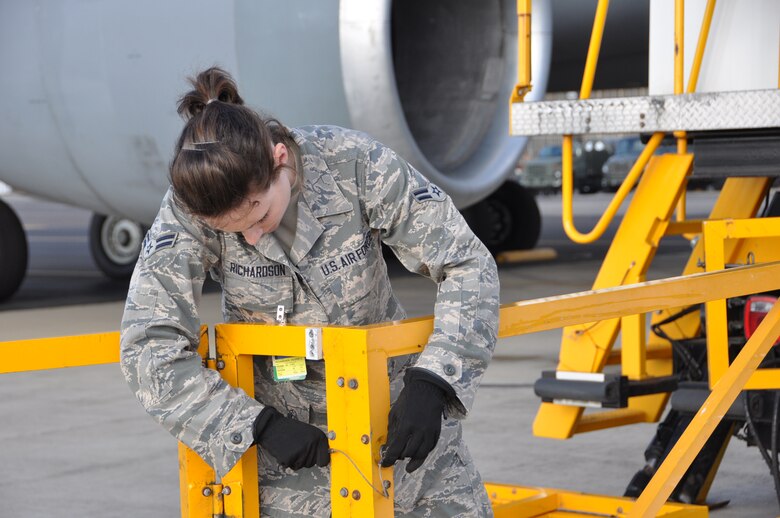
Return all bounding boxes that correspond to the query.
[242,227,264,245]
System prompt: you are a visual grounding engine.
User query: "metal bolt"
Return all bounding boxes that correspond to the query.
[222,486,231,496]
[360,434,370,444]
[617,507,624,514]
[216,360,225,370]
[327,431,336,440]
[202,487,213,497]
[348,379,358,389]
[339,487,349,498]
[336,377,345,387]
[352,490,361,500]
[382,480,391,490]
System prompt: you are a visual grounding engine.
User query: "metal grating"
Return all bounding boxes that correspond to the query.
[510,89,780,136]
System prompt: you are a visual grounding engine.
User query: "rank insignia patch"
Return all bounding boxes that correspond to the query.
[412,184,446,202]
[142,232,178,259]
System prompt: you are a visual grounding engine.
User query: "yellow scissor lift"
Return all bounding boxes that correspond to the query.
[511,0,780,514]
[4,1,780,516]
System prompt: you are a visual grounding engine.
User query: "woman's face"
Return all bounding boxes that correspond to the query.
[205,144,294,245]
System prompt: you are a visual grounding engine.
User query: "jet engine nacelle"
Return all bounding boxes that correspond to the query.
[0,0,551,220]
[0,0,553,300]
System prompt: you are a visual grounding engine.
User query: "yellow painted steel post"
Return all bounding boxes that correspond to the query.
[621,313,647,380]
[178,329,228,518]
[535,153,693,438]
[212,327,261,518]
[510,0,533,104]
[702,220,730,387]
[629,301,780,517]
[325,328,394,518]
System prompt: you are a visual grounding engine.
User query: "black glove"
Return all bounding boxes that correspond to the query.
[380,369,453,473]
[252,406,330,470]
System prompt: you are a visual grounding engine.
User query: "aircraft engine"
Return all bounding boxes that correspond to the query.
[0,0,552,300]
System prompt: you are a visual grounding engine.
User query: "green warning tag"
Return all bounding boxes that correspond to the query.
[272,356,307,382]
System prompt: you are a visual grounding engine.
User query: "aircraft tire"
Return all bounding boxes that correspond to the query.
[89,214,145,279]
[0,198,28,302]
[462,181,541,254]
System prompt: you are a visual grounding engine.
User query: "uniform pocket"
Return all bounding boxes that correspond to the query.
[223,271,294,323]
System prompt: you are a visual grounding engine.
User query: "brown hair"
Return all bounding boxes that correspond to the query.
[169,67,297,217]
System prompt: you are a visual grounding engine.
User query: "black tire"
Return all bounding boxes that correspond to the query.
[89,214,145,279]
[462,181,541,254]
[0,198,28,302]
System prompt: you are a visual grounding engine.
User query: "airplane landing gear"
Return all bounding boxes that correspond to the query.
[462,181,541,254]
[89,214,145,279]
[0,198,28,302]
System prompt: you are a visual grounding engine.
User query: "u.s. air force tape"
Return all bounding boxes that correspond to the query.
[412,183,446,202]
[142,232,178,259]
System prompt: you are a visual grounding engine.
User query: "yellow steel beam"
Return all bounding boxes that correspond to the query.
[629,300,780,517]
[486,483,706,517]
[8,261,778,380]
[0,332,119,374]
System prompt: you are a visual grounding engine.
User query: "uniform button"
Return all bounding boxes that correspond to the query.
[230,433,242,445]
[444,364,456,376]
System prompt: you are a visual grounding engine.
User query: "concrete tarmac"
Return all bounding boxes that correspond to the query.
[1,191,778,517]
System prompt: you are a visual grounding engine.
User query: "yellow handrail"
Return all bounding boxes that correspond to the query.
[562,132,664,243]
[560,0,613,244]
[510,0,533,104]
[675,0,716,224]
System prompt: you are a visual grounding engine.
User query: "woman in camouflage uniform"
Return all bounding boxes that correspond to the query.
[120,67,499,517]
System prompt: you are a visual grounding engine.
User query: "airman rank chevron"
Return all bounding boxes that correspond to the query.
[142,232,178,259]
[412,183,446,202]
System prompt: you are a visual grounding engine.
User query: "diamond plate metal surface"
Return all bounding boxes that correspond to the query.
[510,89,780,136]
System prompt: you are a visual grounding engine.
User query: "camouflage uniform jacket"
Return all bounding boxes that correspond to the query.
[120,126,499,516]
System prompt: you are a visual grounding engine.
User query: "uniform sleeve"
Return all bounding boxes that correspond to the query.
[357,140,500,418]
[119,203,263,478]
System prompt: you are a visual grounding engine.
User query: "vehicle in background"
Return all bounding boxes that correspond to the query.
[518,139,612,195]
[601,137,645,192]
[577,139,613,194]
[519,142,583,195]
[601,137,678,192]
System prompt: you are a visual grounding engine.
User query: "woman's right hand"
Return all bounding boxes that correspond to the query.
[252,406,331,470]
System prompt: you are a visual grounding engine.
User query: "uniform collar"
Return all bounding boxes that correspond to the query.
[255,129,353,265]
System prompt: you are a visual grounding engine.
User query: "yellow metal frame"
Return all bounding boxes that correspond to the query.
[174,261,780,518]
[10,263,780,515]
[703,217,780,390]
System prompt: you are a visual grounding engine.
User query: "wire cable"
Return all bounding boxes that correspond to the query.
[329,448,390,498]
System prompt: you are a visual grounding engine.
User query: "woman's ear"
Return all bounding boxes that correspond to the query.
[273,143,289,167]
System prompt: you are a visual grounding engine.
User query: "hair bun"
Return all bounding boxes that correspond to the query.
[177,66,244,119]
